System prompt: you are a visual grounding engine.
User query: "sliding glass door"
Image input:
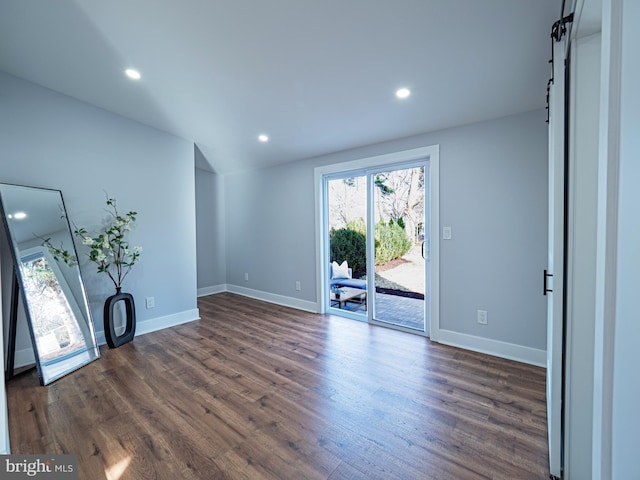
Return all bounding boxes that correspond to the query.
[326,175,368,318]
[324,160,429,335]
[371,166,426,332]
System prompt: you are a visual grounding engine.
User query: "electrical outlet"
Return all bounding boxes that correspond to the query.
[477,310,488,325]
[295,281,301,291]
[244,272,249,281]
[146,297,155,309]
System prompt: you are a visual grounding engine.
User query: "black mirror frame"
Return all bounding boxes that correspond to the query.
[0,183,100,385]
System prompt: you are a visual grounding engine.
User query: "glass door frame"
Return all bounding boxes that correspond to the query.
[367,163,428,333]
[323,171,369,323]
[314,145,440,339]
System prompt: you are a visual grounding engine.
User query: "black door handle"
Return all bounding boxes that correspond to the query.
[544,269,553,296]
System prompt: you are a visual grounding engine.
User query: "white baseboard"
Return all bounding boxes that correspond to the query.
[95,308,201,345]
[197,284,227,297]
[14,308,201,368]
[136,308,200,335]
[13,347,35,369]
[224,284,319,313]
[94,331,106,345]
[436,329,546,367]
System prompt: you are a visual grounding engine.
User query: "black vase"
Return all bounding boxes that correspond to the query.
[103,287,136,348]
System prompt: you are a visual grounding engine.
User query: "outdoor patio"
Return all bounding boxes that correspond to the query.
[339,291,425,331]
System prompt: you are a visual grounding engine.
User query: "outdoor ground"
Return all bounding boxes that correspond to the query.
[373,244,425,296]
[348,245,426,329]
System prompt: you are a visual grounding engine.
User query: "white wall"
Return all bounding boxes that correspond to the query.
[0,253,9,454]
[224,110,549,356]
[224,159,319,312]
[564,32,601,480]
[0,72,199,355]
[195,160,226,294]
[611,0,640,476]
[564,1,640,476]
[0,224,32,359]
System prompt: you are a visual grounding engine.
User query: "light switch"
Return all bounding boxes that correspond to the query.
[443,226,452,240]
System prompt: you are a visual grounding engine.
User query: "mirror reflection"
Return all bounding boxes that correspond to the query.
[0,184,99,385]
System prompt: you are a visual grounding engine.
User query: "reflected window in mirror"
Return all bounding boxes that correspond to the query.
[0,183,99,385]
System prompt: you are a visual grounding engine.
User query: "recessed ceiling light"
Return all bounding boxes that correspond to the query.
[12,212,27,220]
[125,68,141,80]
[396,87,411,99]
[258,134,269,142]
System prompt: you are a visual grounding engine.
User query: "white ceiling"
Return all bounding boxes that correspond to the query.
[0,184,70,244]
[572,0,603,37]
[0,0,560,174]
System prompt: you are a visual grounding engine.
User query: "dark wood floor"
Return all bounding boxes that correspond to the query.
[7,293,549,479]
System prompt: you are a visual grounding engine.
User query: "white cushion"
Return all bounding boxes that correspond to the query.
[331,261,350,279]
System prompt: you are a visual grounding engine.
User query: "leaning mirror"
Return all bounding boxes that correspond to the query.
[0,184,99,385]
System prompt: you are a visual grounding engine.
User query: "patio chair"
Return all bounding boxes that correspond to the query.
[329,261,367,290]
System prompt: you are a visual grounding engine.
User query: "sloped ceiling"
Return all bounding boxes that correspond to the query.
[0,0,560,174]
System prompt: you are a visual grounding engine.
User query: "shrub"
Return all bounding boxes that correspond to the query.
[331,218,412,272]
[374,221,412,265]
[346,218,366,235]
[330,228,367,275]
